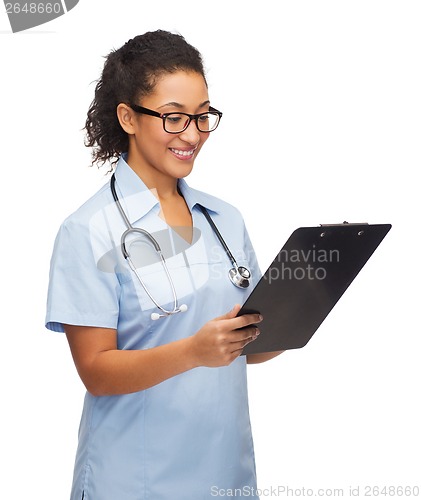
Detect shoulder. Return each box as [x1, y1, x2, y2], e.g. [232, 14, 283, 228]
[59, 180, 112, 233]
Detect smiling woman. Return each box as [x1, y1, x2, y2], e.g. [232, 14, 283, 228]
[116, 71, 212, 188]
[45, 29, 283, 500]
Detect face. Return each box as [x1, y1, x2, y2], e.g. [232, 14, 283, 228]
[121, 71, 211, 185]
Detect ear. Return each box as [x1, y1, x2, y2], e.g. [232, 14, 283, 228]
[116, 103, 137, 135]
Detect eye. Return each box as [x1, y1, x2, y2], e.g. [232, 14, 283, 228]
[198, 113, 210, 122]
[166, 115, 183, 124]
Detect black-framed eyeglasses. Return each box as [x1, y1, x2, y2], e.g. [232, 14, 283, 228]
[129, 104, 223, 134]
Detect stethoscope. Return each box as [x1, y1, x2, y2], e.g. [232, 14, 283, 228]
[110, 174, 251, 320]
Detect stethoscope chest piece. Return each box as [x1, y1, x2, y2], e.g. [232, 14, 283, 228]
[229, 266, 251, 288]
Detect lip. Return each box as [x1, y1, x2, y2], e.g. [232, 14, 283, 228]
[169, 146, 198, 161]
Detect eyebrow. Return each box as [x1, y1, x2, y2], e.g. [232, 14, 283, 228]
[157, 100, 210, 110]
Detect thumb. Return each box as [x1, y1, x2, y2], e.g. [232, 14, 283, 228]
[217, 304, 241, 321]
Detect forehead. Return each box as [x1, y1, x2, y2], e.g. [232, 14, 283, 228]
[143, 71, 209, 107]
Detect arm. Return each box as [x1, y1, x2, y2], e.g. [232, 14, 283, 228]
[65, 305, 262, 396]
[246, 351, 285, 364]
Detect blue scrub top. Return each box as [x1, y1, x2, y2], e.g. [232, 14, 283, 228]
[46, 155, 262, 500]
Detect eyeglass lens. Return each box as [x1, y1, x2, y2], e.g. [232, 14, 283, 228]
[164, 112, 219, 133]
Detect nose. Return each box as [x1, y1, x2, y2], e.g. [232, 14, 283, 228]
[178, 118, 202, 144]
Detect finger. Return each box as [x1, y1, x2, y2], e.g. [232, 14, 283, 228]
[214, 304, 242, 322]
[228, 326, 260, 344]
[228, 313, 263, 331]
[230, 335, 257, 354]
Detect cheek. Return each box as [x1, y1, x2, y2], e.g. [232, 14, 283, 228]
[197, 133, 210, 150]
[140, 130, 171, 154]
[139, 120, 168, 144]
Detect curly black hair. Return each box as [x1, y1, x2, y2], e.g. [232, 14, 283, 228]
[84, 30, 207, 167]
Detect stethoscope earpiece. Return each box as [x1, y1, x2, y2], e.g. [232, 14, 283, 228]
[151, 304, 188, 321]
[110, 174, 251, 320]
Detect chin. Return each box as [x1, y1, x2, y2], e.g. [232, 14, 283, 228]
[170, 160, 195, 179]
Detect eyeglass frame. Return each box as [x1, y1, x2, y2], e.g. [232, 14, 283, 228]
[128, 104, 223, 134]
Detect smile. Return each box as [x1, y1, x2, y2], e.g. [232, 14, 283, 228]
[169, 147, 197, 159]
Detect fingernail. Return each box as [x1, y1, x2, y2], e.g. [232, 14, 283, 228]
[255, 327, 260, 336]
[259, 315, 263, 321]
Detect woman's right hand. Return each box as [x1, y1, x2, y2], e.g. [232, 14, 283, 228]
[189, 304, 263, 367]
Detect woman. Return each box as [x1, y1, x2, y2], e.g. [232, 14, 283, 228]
[46, 30, 282, 500]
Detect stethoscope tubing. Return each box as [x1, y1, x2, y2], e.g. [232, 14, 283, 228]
[198, 204, 239, 273]
[111, 174, 182, 317]
[110, 173, 251, 319]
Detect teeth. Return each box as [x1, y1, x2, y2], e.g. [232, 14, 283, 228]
[171, 148, 195, 156]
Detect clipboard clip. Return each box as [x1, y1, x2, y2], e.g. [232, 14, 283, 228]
[319, 221, 369, 237]
[320, 221, 369, 226]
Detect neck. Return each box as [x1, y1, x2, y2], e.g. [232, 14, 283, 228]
[127, 155, 179, 202]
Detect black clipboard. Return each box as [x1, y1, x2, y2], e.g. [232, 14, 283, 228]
[240, 223, 391, 354]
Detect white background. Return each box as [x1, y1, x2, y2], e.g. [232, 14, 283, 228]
[1, 1, 420, 498]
